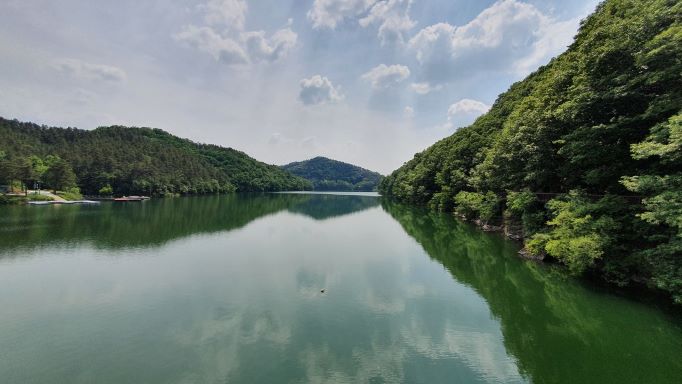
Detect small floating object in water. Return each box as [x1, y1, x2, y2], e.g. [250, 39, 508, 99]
[128, 195, 150, 200]
[28, 201, 52, 205]
[320, 289, 325, 293]
[28, 200, 100, 206]
[76, 200, 100, 204]
[113, 196, 149, 202]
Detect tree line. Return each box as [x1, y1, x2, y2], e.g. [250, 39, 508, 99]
[380, 0, 681, 303]
[0, 118, 312, 197]
[0, 152, 77, 195]
[281, 156, 383, 191]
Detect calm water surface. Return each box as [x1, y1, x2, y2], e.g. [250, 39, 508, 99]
[0, 193, 680, 383]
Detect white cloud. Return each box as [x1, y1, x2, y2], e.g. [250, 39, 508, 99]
[361, 64, 410, 89]
[408, 0, 579, 84]
[410, 82, 442, 95]
[404, 106, 414, 118]
[308, 0, 414, 45]
[359, 0, 416, 45]
[52, 59, 126, 82]
[300, 136, 319, 150]
[268, 132, 321, 153]
[299, 75, 344, 105]
[268, 132, 293, 145]
[174, 25, 249, 65]
[440, 98, 490, 130]
[409, 22, 455, 64]
[307, 0, 374, 29]
[241, 27, 298, 62]
[448, 99, 490, 117]
[514, 16, 581, 74]
[0, 0, 593, 175]
[201, 0, 248, 30]
[174, 2, 297, 66]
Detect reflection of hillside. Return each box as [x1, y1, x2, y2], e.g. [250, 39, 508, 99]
[286, 194, 380, 220]
[381, 201, 682, 384]
[0, 193, 379, 253]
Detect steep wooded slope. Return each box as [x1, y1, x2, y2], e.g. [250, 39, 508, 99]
[380, 0, 682, 302]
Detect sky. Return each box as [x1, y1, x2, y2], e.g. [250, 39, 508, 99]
[0, 0, 601, 174]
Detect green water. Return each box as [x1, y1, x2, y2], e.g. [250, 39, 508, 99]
[0, 193, 680, 383]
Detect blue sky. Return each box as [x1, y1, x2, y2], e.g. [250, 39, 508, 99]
[0, 0, 600, 173]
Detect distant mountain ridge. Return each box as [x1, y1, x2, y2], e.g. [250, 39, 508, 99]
[0, 117, 312, 195]
[281, 157, 383, 192]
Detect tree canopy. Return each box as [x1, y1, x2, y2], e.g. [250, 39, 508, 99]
[0, 118, 312, 196]
[282, 156, 383, 192]
[380, 0, 682, 303]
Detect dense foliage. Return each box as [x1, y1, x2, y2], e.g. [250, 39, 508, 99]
[380, 0, 682, 302]
[0, 117, 311, 196]
[281, 156, 383, 191]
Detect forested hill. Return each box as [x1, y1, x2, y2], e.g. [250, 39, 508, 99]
[380, 0, 682, 303]
[281, 156, 383, 191]
[0, 117, 312, 195]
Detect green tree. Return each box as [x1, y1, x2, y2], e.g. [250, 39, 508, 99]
[13, 157, 38, 196]
[622, 112, 682, 302]
[453, 191, 500, 224]
[0, 151, 9, 187]
[380, 0, 682, 303]
[281, 157, 382, 192]
[526, 192, 619, 274]
[44, 157, 77, 193]
[505, 191, 545, 235]
[28, 155, 48, 184]
[98, 184, 114, 196]
[0, 118, 311, 196]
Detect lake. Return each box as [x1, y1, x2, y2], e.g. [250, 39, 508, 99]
[1, 193, 681, 383]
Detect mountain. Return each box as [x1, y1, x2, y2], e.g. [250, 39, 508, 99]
[281, 157, 383, 191]
[380, 0, 682, 303]
[0, 117, 312, 195]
